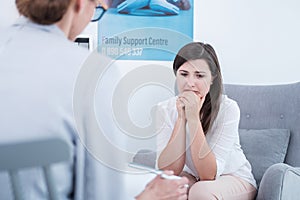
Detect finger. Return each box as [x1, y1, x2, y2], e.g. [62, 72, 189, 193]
[163, 189, 187, 200]
[180, 91, 191, 97]
[180, 92, 196, 102]
[195, 92, 202, 99]
[177, 176, 189, 187]
[176, 101, 185, 109]
[177, 97, 186, 106]
[177, 186, 188, 196]
[178, 96, 188, 105]
[176, 97, 184, 104]
[178, 194, 188, 200]
[162, 170, 174, 176]
[200, 94, 206, 104]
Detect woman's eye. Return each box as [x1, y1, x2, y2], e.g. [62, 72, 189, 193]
[196, 74, 204, 78]
[180, 73, 188, 77]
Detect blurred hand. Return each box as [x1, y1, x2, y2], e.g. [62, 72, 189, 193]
[136, 170, 188, 200]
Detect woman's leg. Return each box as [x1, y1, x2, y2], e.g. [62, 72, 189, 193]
[188, 175, 257, 200]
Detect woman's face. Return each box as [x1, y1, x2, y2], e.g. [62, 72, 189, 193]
[176, 59, 213, 98]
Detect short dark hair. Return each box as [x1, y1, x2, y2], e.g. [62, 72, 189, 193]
[16, 0, 71, 25]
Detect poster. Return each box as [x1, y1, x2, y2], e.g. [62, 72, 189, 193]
[98, 0, 194, 60]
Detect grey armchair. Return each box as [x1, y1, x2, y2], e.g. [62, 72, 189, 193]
[225, 82, 300, 199]
[134, 82, 300, 200]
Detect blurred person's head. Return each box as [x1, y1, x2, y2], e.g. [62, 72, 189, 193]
[16, 0, 99, 40]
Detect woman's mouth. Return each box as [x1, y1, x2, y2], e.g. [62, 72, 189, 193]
[184, 90, 200, 95]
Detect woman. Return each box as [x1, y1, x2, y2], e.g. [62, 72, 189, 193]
[0, 0, 187, 199]
[157, 42, 257, 199]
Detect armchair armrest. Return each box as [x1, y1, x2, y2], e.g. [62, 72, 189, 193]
[257, 163, 300, 200]
[133, 149, 156, 168]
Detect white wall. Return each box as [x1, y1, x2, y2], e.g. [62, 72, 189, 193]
[195, 0, 300, 85]
[3, 0, 298, 85]
[0, 0, 19, 32]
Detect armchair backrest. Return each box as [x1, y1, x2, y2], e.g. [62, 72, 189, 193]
[224, 82, 300, 167]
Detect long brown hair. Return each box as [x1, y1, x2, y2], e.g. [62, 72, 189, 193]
[173, 42, 223, 135]
[16, 0, 71, 25]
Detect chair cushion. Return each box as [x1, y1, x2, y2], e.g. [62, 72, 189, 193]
[239, 129, 290, 186]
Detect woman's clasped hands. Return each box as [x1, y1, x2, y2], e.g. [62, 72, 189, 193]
[176, 91, 206, 122]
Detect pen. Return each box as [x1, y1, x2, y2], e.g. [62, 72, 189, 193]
[128, 162, 189, 188]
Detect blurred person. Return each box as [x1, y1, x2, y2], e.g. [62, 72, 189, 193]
[0, 0, 188, 199]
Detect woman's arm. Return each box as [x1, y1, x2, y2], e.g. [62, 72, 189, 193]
[157, 97, 187, 175]
[187, 119, 216, 180]
[158, 117, 187, 175]
[180, 91, 217, 180]
[186, 95, 241, 180]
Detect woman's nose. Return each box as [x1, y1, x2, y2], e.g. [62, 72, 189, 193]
[187, 76, 195, 87]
